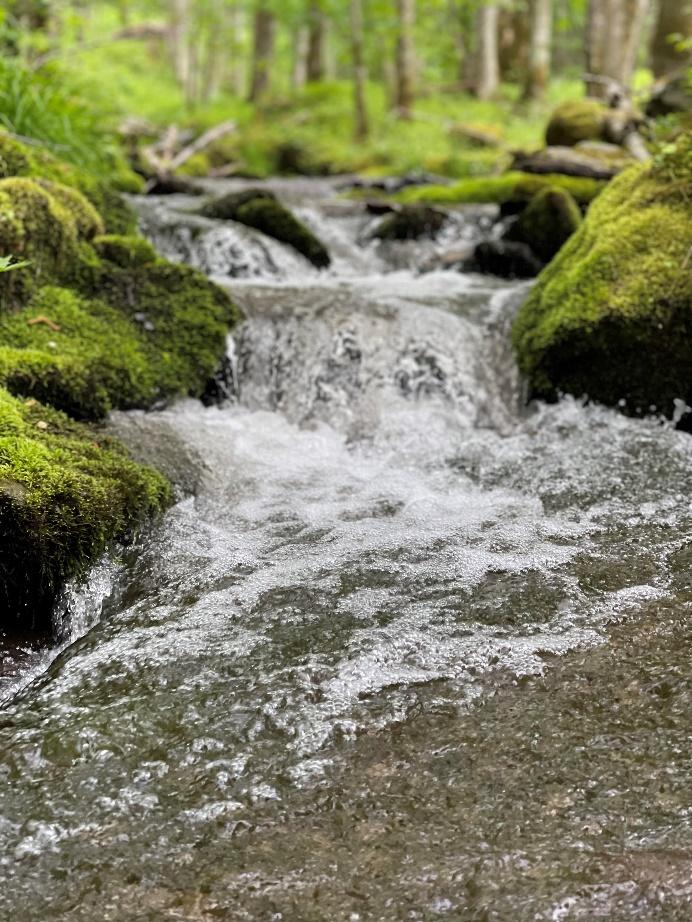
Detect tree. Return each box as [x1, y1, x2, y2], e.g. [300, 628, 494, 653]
[651, 0, 692, 77]
[249, 3, 276, 103]
[523, 0, 552, 100]
[306, 0, 328, 82]
[350, 0, 369, 139]
[395, 0, 416, 118]
[473, 2, 500, 99]
[585, 0, 650, 96]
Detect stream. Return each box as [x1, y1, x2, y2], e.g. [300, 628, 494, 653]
[0, 178, 690, 920]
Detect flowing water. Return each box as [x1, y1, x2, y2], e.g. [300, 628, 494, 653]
[0, 179, 690, 921]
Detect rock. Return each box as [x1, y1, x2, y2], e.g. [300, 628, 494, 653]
[510, 146, 627, 181]
[200, 188, 331, 268]
[365, 200, 396, 216]
[512, 134, 692, 420]
[545, 99, 608, 147]
[504, 186, 582, 263]
[370, 205, 448, 241]
[0, 389, 170, 630]
[472, 240, 544, 279]
[146, 175, 205, 196]
[646, 73, 692, 118]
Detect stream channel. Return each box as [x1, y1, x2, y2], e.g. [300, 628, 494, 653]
[0, 178, 690, 920]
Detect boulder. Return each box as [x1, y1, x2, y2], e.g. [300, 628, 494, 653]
[370, 205, 448, 241]
[545, 99, 608, 147]
[504, 186, 582, 263]
[200, 188, 331, 268]
[512, 136, 692, 420]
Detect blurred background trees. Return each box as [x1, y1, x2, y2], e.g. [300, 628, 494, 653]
[0, 0, 688, 176]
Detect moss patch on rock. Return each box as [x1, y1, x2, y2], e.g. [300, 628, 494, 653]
[0, 388, 170, 629]
[512, 156, 692, 418]
[393, 171, 606, 208]
[0, 131, 139, 234]
[545, 99, 608, 148]
[505, 186, 582, 263]
[200, 188, 331, 268]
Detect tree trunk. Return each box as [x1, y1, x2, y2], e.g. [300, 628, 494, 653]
[651, 0, 692, 77]
[292, 26, 309, 92]
[586, 0, 649, 96]
[169, 0, 191, 90]
[474, 3, 500, 100]
[229, 5, 245, 97]
[350, 0, 369, 140]
[523, 0, 552, 100]
[306, 1, 327, 82]
[395, 0, 416, 118]
[249, 5, 276, 104]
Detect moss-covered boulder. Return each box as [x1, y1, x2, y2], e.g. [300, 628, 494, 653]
[505, 186, 582, 263]
[545, 99, 608, 148]
[370, 205, 447, 241]
[0, 388, 170, 629]
[0, 137, 240, 629]
[512, 147, 692, 419]
[200, 188, 331, 268]
[0, 131, 139, 234]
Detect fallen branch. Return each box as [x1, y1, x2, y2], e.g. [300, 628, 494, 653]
[142, 120, 237, 190]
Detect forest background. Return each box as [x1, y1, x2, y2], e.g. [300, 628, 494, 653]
[0, 1, 689, 185]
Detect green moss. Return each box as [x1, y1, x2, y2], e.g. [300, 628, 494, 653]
[545, 99, 608, 147]
[200, 189, 331, 268]
[0, 261, 238, 421]
[35, 179, 104, 240]
[93, 234, 157, 268]
[0, 387, 170, 629]
[505, 186, 582, 263]
[512, 163, 692, 417]
[0, 178, 81, 304]
[393, 171, 606, 207]
[0, 132, 137, 234]
[177, 152, 212, 178]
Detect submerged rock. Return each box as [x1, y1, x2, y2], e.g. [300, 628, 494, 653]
[504, 186, 582, 263]
[473, 240, 543, 279]
[200, 188, 331, 268]
[370, 204, 448, 241]
[513, 137, 692, 419]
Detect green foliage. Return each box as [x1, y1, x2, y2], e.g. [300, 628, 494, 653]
[0, 254, 30, 273]
[512, 161, 692, 417]
[0, 56, 120, 175]
[0, 386, 170, 629]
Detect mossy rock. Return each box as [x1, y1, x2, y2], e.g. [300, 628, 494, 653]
[545, 99, 608, 148]
[371, 205, 448, 241]
[505, 186, 582, 263]
[200, 188, 331, 268]
[512, 156, 692, 419]
[0, 178, 83, 304]
[0, 387, 170, 629]
[394, 171, 606, 208]
[0, 258, 238, 421]
[0, 132, 137, 235]
[93, 234, 157, 268]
